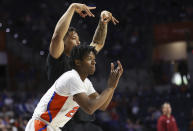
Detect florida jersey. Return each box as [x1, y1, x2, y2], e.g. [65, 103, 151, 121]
[32, 69, 96, 128]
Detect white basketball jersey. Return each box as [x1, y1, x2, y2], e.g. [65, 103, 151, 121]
[32, 69, 96, 128]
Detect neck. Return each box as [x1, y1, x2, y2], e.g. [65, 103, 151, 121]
[75, 68, 87, 81]
[164, 114, 171, 118]
[64, 49, 70, 56]
[166, 114, 171, 118]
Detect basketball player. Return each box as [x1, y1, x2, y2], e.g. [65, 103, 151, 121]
[47, 3, 119, 131]
[25, 45, 123, 131]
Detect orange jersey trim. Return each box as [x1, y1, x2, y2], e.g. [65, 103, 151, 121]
[34, 119, 47, 131]
[40, 92, 68, 122]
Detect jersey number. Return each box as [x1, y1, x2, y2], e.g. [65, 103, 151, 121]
[65, 106, 79, 118]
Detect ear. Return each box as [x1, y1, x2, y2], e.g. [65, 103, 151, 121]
[75, 60, 81, 67]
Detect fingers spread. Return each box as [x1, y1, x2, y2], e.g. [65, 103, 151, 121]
[104, 17, 111, 23]
[117, 60, 121, 69]
[117, 60, 123, 76]
[111, 62, 114, 72]
[79, 12, 87, 18]
[87, 6, 96, 10]
[85, 6, 95, 17]
[111, 16, 119, 25]
[113, 16, 119, 23]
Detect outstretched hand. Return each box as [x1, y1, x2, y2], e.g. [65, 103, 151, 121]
[72, 3, 96, 18]
[108, 60, 123, 89]
[100, 10, 119, 25]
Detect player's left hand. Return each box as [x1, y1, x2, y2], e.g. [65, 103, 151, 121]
[107, 60, 123, 89]
[100, 10, 119, 25]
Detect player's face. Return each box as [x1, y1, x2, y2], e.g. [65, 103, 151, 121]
[162, 104, 172, 115]
[81, 52, 96, 75]
[65, 31, 80, 52]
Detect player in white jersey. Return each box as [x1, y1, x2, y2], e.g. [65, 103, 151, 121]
[25, 45, 123, 131]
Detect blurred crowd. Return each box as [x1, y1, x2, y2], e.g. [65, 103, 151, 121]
[0, 0, 193, 68]
[1, 83, 193, 131]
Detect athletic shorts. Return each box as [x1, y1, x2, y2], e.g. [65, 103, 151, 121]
[25, 118, 61, 131]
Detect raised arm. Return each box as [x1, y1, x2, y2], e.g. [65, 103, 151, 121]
[50, 3, 96, 59]
[73, 61, 123, 114]
[90, 10, 119, 53]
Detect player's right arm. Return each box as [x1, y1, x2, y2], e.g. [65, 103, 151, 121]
[49, 3, 96, 59]
[73, 61, 123, 115]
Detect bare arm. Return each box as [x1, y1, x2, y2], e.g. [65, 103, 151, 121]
[89, 91, 114, 111]
[90, 11, 119, 53]
[50, 4, 75, 59]
[90, 20, 107, 53]
[73, 61, 123, 114]
[50, 3, 95, 59]
[73, 88, 114, 115]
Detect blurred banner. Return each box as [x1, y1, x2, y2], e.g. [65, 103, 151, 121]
[0, 31, 7, 65]
[0, 30, 6, 51]
[154, 21, 193, 45]
[153, 41, 187, 61]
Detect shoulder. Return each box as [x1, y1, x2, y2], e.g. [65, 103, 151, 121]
[158, 115, 166, 121]
[55, 70, 82, 90]
[63, 70, 83, 85]
[60, 70, 77, 80]
[171, 115, 176, 121]
[47, 53, 68, 64]
[84, 78, 93, 85]
[85, 78, 92, 83]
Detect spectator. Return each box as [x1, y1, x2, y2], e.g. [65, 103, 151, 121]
[157, 102, 178, 131]
[189, 108, 193, 131]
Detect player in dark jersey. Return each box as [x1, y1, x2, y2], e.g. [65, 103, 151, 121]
[47, 3, 119, 131]
[26, 45, 123, 131]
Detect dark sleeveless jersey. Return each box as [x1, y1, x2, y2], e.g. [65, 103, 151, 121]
[47, 53, 71, 86]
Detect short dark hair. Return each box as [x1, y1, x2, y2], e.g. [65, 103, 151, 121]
[63, 27, 77, 40]
[70, 45, 97, 68]
[68, 26, 77, 33]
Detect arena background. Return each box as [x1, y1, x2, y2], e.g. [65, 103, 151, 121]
[0, 0, 193, 130]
